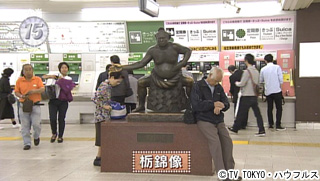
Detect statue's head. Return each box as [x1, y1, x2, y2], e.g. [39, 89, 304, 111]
[155, 28, 171, 47]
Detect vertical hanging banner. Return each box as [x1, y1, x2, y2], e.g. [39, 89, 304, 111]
[221, 16, 294, 51]
[164, 20, 219, 62]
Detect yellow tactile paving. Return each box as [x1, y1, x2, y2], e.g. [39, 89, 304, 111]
[1, 137, 320, 148]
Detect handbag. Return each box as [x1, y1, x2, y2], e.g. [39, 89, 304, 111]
[110, 101, 127, 119]
[125, 87, 133, 97]
[43, 78, 57, 100]
[22, 97, 34, 113]
[7, 94, 16, 104]
[183, 99, 197, 124]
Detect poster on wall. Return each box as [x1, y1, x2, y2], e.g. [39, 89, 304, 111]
[164, 20, 218, 51]
[221, 16, 294, 51]
[48, 22, 128, 53]
[0, 22, 47, 53]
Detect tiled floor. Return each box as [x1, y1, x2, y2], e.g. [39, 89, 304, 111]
[0, 122, 319, 181]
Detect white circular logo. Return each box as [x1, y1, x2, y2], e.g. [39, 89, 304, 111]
[19, 16, 49, 47]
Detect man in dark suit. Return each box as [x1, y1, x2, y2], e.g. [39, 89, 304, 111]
[228, 65, 248, 129]
[96, 55, 131, 105]
[95, 64, 112, 90]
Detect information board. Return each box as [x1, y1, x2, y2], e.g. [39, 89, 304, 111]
[221, 16, 294, 50]
[164, 20, 218, 51]
[48, 22, 128, 53]
[0, 22, 47, 53]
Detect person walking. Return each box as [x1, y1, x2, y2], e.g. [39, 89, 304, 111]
[0, 68, 19, 129]
[228, 54, 266, 137]
[15, 64, 45, 150]
[43, 62, 75, 143]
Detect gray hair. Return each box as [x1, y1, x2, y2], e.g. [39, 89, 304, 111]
[209, 66, 224, 79]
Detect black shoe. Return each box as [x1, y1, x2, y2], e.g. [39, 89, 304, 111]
[228, 127, 238, 134]
[132, 106, 145, 113]
[23, 145, 31, 150]
[34, 138, 40, 146]
[269, 125, 274, 129]
[57, 137, 63, 143]
[50, 134, 57, 143]
[276, 126, 286, 131]
[93, 157, 101, 166]
[255, 132, 266, 137]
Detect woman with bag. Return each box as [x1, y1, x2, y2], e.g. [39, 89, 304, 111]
[92, 70, 123, 166]
[0, 68, 18, 129]
[43, 62, 75, 143]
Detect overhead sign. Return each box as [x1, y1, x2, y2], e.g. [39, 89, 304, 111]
[164, 20, 218, 51]
[221, 16, 294, 50]
[48, 22, 127, 53]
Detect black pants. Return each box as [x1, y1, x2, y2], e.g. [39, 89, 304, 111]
[125, 103, 136, 114]
[233, 96, 265, 133]
[233, 95, 248, 128]
[49, 99, 69, 138]
[111, 96, 125, 105]
[266, 92, 283, 127]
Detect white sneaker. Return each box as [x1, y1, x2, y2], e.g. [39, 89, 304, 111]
[0, 127, 4, 130]
[12, 124, 20, 129]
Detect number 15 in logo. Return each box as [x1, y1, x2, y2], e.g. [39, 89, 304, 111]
[19, 16, 49, 47]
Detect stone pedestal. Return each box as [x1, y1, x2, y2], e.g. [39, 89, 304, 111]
[127, 112, 184, 122]
[101, 120, 214, 176]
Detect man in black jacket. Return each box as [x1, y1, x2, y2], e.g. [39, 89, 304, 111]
[191, 67, 240, 181]
[95, 55, 131, 105]
[228, 65, 247, 129]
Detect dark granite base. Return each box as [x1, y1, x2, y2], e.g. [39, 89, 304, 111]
[127, 112, 184, 122]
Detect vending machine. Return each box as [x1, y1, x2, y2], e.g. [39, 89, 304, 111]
[277, 50, 295, 97]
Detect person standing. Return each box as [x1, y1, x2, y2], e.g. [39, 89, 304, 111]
[228, 65, 248, 129]
[191, 67, 241, 181]
[124, 70, 138, 114]
[228, 54, 266, 137]
[0, 68, 19, 129]
[43, 62, 75, 143]
[15, 64, 45, 150]
[95, 64, 112, 90]
[260, 54, 285, 131]
[92, 70, 123, 166]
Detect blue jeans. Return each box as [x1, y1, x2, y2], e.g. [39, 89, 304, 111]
[19, 105, 41, 146]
